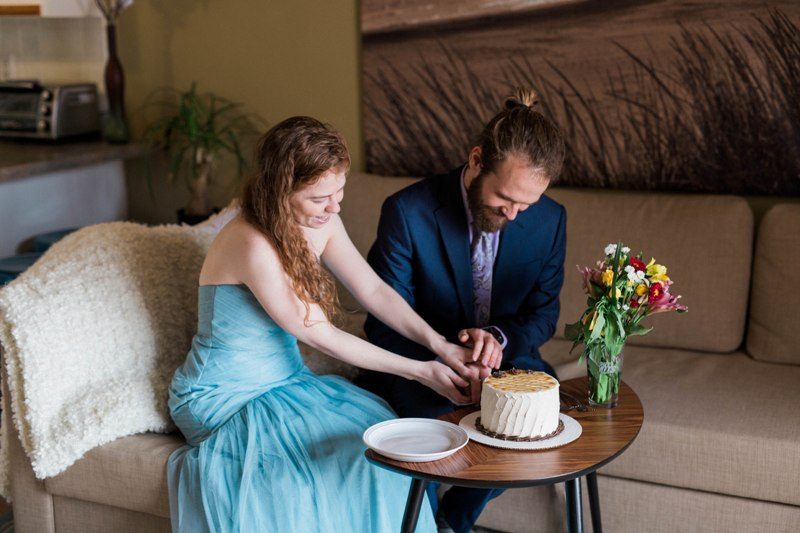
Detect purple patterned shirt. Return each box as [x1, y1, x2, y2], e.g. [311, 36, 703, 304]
[459, 167, 506, 347]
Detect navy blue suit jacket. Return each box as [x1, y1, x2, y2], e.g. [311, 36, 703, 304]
[364, 167, 567, 370]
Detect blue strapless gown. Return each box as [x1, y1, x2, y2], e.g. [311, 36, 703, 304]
[167, 284, 435, 532]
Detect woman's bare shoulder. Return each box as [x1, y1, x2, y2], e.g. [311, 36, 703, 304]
[215, 215, 263, 243]
[199, 216, 279, 284]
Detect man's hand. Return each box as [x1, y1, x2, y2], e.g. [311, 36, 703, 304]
[432, 333, 502, 404]
[458, 328, 503, 369]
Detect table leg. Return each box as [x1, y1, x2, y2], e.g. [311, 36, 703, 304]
[587, 472, 602, 533]
[401, 478, 429, 533]
[565, 477, 584, 533]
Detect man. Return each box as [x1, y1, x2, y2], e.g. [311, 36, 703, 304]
[361, 89, 567, 532]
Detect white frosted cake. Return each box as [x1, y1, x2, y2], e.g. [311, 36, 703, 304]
[478, 370, 561, 441]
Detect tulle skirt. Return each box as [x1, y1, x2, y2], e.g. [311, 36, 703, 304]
[167, 370, 435, 532]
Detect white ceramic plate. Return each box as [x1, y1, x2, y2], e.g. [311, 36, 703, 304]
[363, 418, 470, 462]
[459, 412, 582, 450]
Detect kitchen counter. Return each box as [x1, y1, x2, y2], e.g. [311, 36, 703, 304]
[0, 138, 141, 257]
[0, 139, 144, 183]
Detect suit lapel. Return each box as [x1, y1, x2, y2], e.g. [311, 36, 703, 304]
[434, 170, 473, 324]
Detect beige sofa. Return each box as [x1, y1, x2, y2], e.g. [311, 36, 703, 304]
[2, 172, 799, 532]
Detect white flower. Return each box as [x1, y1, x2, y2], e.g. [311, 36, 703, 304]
[625, 265, 645, 283]
[622, 304, 630, 311]
[605, 243, 630, 257]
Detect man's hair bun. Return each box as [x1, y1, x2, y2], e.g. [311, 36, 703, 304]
[504, 87, 539, 111]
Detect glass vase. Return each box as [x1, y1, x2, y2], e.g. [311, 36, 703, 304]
[586, 348, 623, 408]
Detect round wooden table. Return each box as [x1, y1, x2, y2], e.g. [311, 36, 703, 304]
[366, 377, 644, 533]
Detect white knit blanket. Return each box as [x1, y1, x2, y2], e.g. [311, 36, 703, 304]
[0, 214, 362, 499]
[0, 221, 215, 496]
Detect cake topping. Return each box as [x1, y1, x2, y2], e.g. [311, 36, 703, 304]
[484, 370, 558, 392]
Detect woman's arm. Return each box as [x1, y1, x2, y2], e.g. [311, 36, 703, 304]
[234, 227, 471, 405]
[322, 216, 501, 372]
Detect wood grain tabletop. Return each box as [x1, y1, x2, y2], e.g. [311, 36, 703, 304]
[366, 377, 644, 488]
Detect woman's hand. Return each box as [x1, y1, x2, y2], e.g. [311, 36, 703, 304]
[415, 360, 472, 405]
[457, 328, 503, 369]
[433, 339, 482, 382]
[465, 362, 494, 403]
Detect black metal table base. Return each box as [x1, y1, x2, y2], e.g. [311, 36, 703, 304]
[587, 472, 602, 533]
[565, 477, 583, 533]
[399, 473, 602, 533]
[401, 478, 429, 533]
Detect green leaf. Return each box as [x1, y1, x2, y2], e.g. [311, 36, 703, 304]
[564, 321, 583, 342]
[570, 339, 582, 356]
[589, 311, 605, 342]
[627, 323, 653, 337]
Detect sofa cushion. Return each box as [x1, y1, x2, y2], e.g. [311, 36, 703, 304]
[340, 172, 421, 258]
[547, 189, 752, 353]
[44, 346, 799, 519]
[477, 474, 800, 533]
[340, 177, 754, 354]
[553, 345, 800, 507]
[747, 203, 800, 365]
[44, 432, 183, 518]
[336, 172, 420, 310]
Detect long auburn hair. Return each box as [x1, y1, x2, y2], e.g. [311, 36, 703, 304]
[241, 116, 350, 324]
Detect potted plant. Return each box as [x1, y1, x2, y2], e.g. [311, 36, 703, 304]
[143, 82, 264, 224]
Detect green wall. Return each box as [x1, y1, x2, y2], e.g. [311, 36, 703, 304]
[118, 0, 362, 224]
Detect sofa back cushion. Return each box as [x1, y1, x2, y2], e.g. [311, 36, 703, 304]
[341, 172, 421, 257]
[548, 189, 753, 353]
[747, 204, 800, 365]
[338, 173, 420, 309]
[340, 174, 754, 354]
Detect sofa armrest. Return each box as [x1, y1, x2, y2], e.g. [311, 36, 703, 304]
[1, 346, 56, 533]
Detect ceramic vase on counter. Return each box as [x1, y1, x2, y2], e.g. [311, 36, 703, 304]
[103, 24, 129, 144]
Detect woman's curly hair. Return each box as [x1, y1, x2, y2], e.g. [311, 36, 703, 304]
[241, 116, 350, 325]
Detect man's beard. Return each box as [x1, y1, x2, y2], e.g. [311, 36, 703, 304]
[467, 171, 508, 233]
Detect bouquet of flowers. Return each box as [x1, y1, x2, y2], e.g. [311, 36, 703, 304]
[565, 242, 687, 406]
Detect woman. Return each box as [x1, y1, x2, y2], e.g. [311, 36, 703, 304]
[167, 116, 482, 532]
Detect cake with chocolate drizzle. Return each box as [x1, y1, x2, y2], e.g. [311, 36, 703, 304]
[477, 369, 563, 442]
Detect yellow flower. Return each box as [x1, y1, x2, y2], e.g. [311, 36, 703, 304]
[602, 269, 614, 286]
[635, 283, 648, 296]
[647, 260, 669, 282]
[608, 287, 622, 299]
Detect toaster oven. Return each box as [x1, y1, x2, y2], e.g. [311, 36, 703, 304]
[0, 80, 101, 140]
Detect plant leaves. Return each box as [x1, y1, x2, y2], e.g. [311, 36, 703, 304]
[628, 323, 653, 337]
[564, 321, 583, 342]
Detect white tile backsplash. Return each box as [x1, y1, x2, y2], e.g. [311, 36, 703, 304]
[0, 16, 105, 91]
